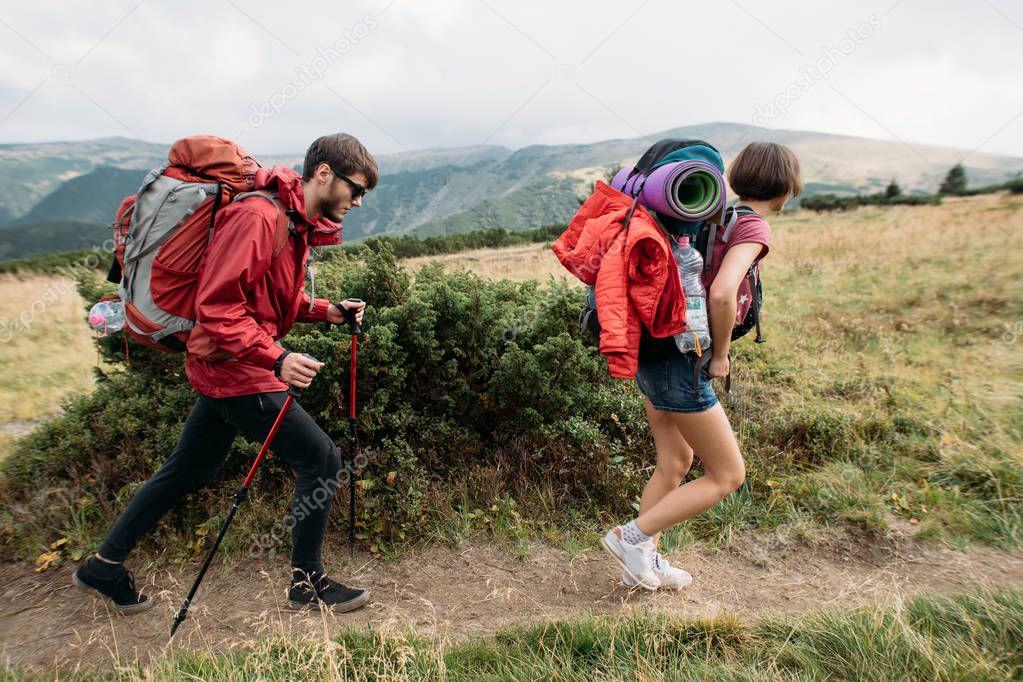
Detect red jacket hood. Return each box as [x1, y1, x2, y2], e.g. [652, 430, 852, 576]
[254, 166, 343, 247]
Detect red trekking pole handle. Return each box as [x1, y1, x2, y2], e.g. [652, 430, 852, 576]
[334, 298, 363, 335]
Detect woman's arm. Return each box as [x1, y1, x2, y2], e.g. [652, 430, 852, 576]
[706, 242, 762, 378]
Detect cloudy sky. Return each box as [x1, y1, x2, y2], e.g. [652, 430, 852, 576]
[1, 0, 1021, 158]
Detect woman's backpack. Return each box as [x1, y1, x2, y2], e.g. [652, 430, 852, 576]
[578, 137, 725, 338]
[693, 205, 765, 344]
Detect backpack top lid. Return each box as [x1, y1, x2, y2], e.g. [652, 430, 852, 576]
[627, 139, 726, 238]
[632, 138, 724, 176]
[166, 136, 261, 193]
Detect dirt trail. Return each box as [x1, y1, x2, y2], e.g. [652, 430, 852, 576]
[2, 527, 1021, 674]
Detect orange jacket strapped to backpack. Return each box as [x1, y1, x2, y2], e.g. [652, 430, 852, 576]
[551, 181, 686, 379]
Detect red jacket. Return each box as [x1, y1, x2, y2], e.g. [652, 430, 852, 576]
[551, 181, 686, 379]
[185, 166, 341, 397]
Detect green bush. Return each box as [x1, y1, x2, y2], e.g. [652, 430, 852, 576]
[345, 223, 566, 259]
[800, 192, 942, 212]
[0, 247, 114, 276]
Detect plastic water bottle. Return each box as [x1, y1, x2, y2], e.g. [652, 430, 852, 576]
[672, 236, 712, 354]
[88, 299, 126, 335]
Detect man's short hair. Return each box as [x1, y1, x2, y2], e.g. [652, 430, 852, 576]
[302, 133, 379, 189]
[728, 142, 802, 201]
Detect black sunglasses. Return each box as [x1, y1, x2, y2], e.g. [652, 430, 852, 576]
[331, 169, 368, 199]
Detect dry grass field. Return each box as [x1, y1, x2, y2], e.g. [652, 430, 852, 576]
[403, 242, 574, 282]
[0, 273, 102, 458]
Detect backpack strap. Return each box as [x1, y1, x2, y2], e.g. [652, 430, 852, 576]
[608, 193, 644, 246]
[233, 190, 311, 322]
[693, 350, 713, 391]
[701, 204, 758, 275]
[749, 263, 765, 344]
[721, 205, 757, 243]
[232, 191, 295, 256]
[701, 221, 718, 273]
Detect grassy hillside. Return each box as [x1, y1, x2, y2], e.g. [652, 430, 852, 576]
[13, 166, 141, 225]
[0, 137, 165, 219]
[0, 273, 105, 458]
[0, 192, 1019, 565]
[411, 177, 584, 237]
[0, 220, 109, 259]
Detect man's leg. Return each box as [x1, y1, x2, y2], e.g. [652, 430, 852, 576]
[215, 391, 366, 612]
[216, 392, 342, 574]
[75, 395, 238, 612]
[97, 396, 239, 562]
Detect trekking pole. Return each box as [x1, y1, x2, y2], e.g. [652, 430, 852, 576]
[338, 299, 363, 561]
[170, 381, 305, 639]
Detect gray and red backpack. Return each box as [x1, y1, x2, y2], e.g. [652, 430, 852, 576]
[105, 136, 292, 352]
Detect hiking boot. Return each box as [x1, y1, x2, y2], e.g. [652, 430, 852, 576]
[288, 571, 369, 613]
[600, 527, 660, 590]
[73, 557, 153, 614]
[622, 552, 693, 590]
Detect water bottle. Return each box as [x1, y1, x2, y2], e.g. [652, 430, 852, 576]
[672, 236, 712, 354]
[88, 299, 126, 335]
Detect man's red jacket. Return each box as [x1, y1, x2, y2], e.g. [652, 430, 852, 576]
[185, 166, 341, 398]
[551, 181, 686, 379]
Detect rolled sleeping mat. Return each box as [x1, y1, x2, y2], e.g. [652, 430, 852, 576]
[611, 160, 727, 224]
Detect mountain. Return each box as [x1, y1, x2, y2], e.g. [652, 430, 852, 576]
[2, 123, 1021, 251]
[0, 220, 108, 260]
[373, 145, 512, 174]
[0, 137, 167, 220]
[341, 121, 1023, 239]
[14, 167, 142, 225]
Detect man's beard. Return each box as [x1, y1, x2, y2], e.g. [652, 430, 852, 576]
[322, 204, 345, 223]
[321, 191, 347, 223]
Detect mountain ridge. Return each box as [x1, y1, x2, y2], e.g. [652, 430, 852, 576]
[2, 122, 1020, 248]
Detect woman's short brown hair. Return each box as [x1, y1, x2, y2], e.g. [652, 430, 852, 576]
[727, 142, 802, 201]
[302, 133, 379, 189]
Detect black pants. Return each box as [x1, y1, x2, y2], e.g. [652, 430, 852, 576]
[98, 391, 342, 575]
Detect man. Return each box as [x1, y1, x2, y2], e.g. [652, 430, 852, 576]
[73, 133, 377, 614]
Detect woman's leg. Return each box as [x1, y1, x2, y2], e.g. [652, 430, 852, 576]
[638, 399, 694, 542]
[634, 400, 745, 536]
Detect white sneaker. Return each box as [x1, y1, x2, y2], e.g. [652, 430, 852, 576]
[600, 527, 660, 590]
[621, 553, 693, 590]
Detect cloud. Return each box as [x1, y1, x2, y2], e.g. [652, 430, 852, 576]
[0, 0, 1021, 158]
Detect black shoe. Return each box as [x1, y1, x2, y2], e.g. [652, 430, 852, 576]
[73, 557, 154, 614]
[288, 570, 369, 613]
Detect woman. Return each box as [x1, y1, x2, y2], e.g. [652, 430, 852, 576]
[602, 141, 802, 590]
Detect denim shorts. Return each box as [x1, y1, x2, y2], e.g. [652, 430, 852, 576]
[634, 352, 718, 414]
